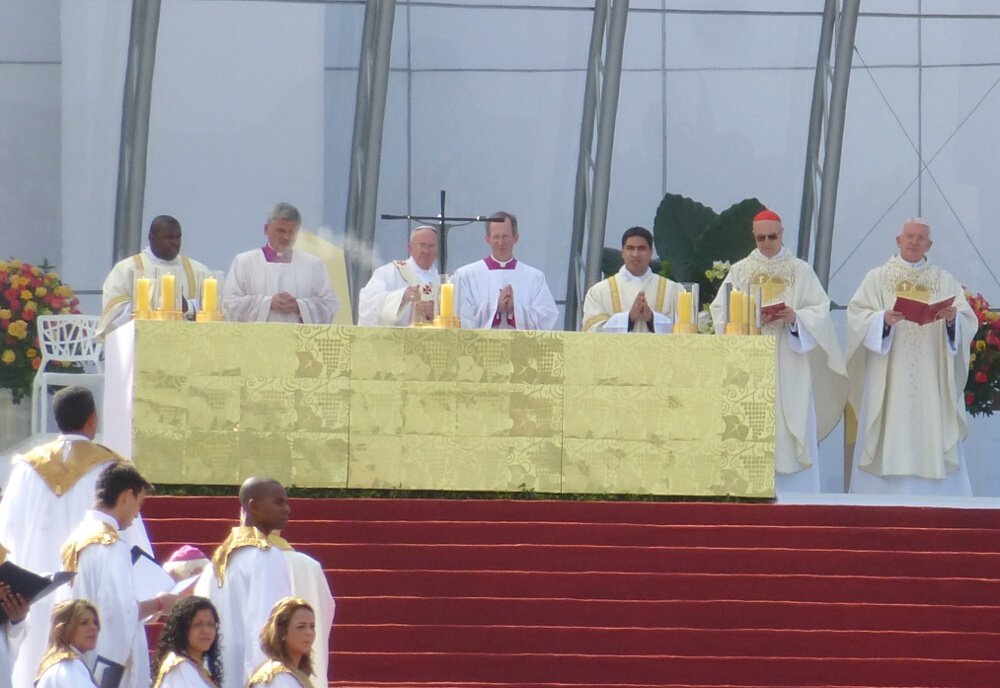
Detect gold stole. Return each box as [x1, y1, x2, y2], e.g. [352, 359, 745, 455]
[21, 440, 122, 496]
[60, 519, 119, 573]
[608, 274, 668, 313]
[36, 649, 95, 686]
[268, 533, 294, 551]
[248, 659, 315, 688]
[210, 526, 272, 586]
[153, 652, 219, 688]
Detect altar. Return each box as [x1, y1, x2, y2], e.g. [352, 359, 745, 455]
[104, 321, 776, 497]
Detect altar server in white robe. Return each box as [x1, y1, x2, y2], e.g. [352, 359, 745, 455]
[710, 209, 848, 494]
[846, 218, 976, 496]
[269, 532, 336, 682]
[0, 386, 152, 688]
[583, 226, 680, 334]
[60, 463, 178, 688]
[358, 225, 440, 326]
[195, 477, 293, 688]
[453, 211, 559, 330]
[223, 202, 340, 324]
[100, 215, 212, 335]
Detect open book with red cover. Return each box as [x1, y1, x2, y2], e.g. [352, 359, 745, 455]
[892, 294, 954, 325]
[760, 302, 786, 319]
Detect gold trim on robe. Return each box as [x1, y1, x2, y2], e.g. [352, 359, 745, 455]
[210, 526, 272, 586]
[608, 276, 622, 313]
[60, 520, 119, 573]
[0, 543, 7, 564]
[152, 651, 219, 688]
[248, 659, 314, 688]
[35, 649, 96, 686]
[267, 534, 294, 552]
[21, 440, 123, 497]
[654, 276, 667, 312]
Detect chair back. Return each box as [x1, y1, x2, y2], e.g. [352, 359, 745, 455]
[36, 315, 104, 372]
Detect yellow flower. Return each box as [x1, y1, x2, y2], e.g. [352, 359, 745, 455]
[0, 261, 7, 272]
[976, 340, 987, 351]
[7, 320, 28, 339]
[8, 259, 21, 270]
[19, 289, 32, 300]
[34, 286, 47, 297]
[971, 353, 977, 362]
[30, 266, 41, 277]
[26, 348, 37, 358]
[24, 301, 37, 312]
[0, 309, 10, 320]
[1, 350, 14, 365]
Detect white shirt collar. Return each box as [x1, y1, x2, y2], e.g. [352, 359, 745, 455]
[407, 256, 438, 280]
[490, 255, 516, 268]
[142, 247, 181, 266]
[618, 265, 651, 283]
[58, 433, 90, 443]
[753, 246, 789, 261]
[86, 509, 121, 532]
[898, 255, 927, 267]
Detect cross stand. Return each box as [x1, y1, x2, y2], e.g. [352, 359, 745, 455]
[381, 190, 496, 274]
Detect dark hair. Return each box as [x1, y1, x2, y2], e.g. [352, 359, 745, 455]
[485, 210, 518, 237]
[153, 597, 223, 686]
[95, 462, 152, 509]
[149, 215, 181, 234]
[53, 386, 95, 434]
[621, 226, 653, 249]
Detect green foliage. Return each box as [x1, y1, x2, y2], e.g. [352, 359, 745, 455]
[652, 194, 765, 305]
[652, 194, 717, 282]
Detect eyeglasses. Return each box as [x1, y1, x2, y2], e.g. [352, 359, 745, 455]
[754, 233, 780, 242]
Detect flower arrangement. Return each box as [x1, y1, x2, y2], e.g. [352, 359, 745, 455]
[964, 290, 1000, 417]
[0, 259, 81, 403]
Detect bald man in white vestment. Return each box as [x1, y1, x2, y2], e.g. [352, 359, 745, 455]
[453, 211, 559, 331]
[846, 218, 976, 495]
[358, 226, 440, 326]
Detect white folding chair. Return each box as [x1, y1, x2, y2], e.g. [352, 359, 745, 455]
[31, 314, 104, 434]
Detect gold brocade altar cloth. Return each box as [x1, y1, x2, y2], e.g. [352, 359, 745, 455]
[108, 321, 775, 497]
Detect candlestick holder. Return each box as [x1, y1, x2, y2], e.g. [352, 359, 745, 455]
[195, 310, 224, 322]
[151, 310, 183, 321]
[725, 322, 743, 336]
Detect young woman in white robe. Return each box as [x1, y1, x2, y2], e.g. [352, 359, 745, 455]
[247, 597, 317, 688]
[34, 599, 99, 687]
[152, 597, 223, 688]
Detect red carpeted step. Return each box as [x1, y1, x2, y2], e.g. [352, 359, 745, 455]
[232, 542, 1000, 578]
[326, 569, 1000, 606]
[334, 652, 1000, 686]
[334, 597, 1000, 633]
[141, 496, 1000, 529]
[220, 519, 1000, 551]
[330, 624, 1000, 659]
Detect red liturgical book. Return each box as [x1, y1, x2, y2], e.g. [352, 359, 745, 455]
[893, 295, 954, 325]
[760, 302, 786, 319]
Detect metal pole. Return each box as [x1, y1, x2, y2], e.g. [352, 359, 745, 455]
[583, 0, 629, 291]
[344, 0, 378, 261]
[564, 0, 609, 330]
[112, 0, 161, 263]
[353, 0, 396, 304]
[814, 0, 861, 288]
[796, 0, 837, 261]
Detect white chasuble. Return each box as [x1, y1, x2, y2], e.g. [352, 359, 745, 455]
[195, 527, 292, 688]
[223, 249, 339, 324]
[358, 257, 439, 327]
[582, 266, 679, 333]
[710, 250, 847, 489]
[101, 248, 211, 335]
[846, 256, 976, 495]
[453, 259, 559, 330]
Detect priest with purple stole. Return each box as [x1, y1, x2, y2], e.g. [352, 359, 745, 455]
[453, 211, 559, 330]
[223, 202, 340, 324]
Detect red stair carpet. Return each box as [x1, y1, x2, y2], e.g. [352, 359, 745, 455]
[142, 497, 1000, 688]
